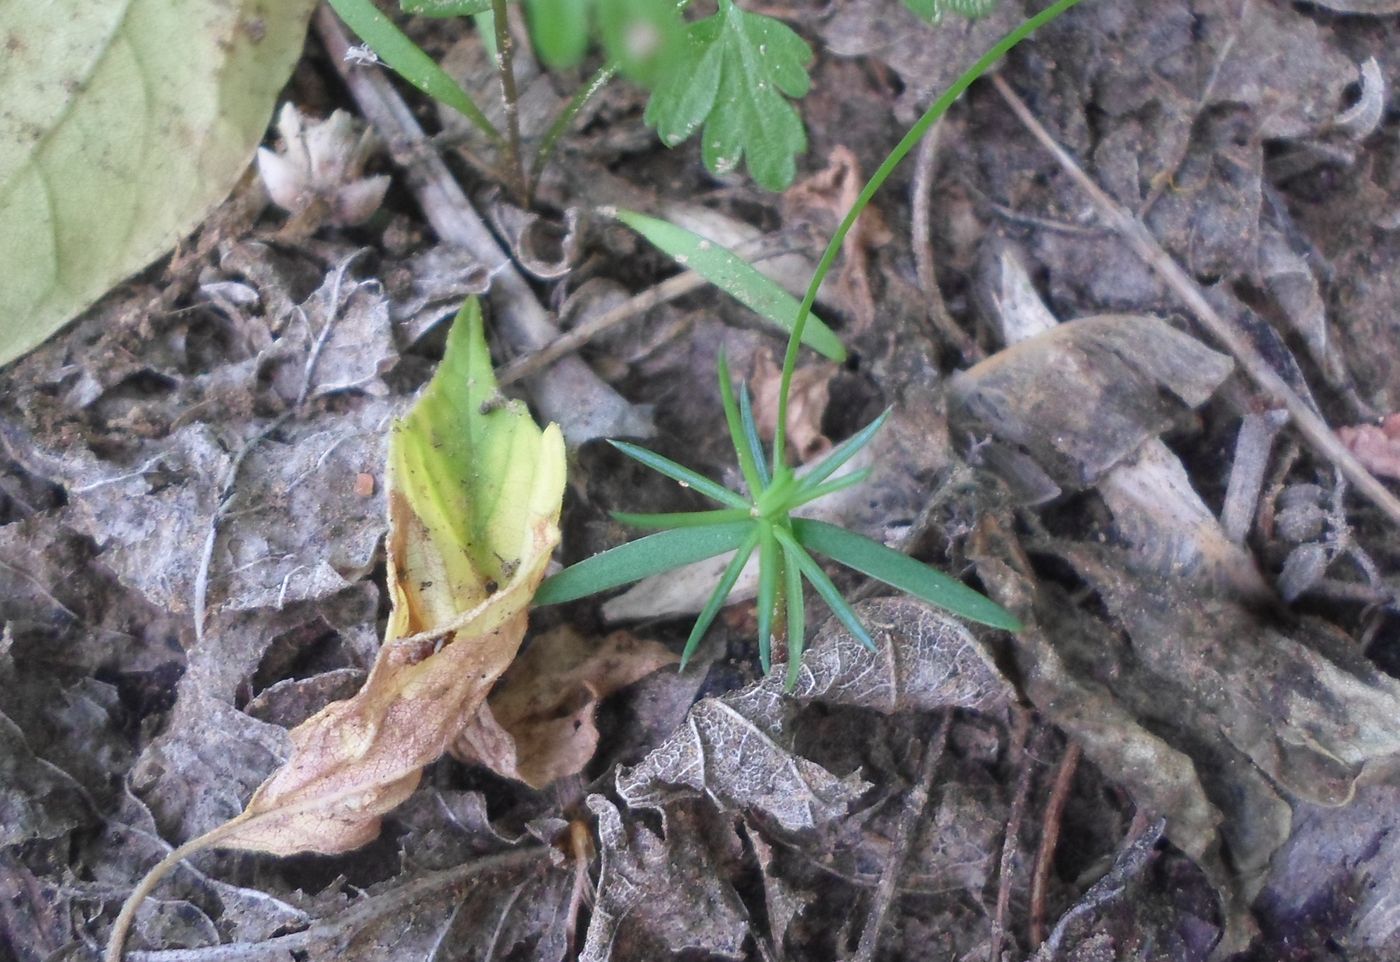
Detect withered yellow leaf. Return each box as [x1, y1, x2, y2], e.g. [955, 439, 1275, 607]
[217, 298, 566, 855]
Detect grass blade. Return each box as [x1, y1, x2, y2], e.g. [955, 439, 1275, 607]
[609, 440, 750, 510]
[718, 354, 764, 496]
[535, 521, 754, 604]
[328, 0, 502, 144]
[788, 467, 872, 510]
[796, 408, 890, 490]
[612, 508, 751, 529]
[792, 519, 1021, 630]
[681, 532, 759, 669]
[773, 527, 875, 650]
[782, 540, 806, 691]
[611, 208, 846, 362]
[755, 525, 781, 673]
[738, 382, 772, 488]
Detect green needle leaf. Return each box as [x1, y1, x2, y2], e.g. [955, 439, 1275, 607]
[796, 409, 891, 491]
[681, 532, 760, 669]
[788, 467, 873, 510]
[611, 209, 845, 361]
[719, 354, 764, 496]
[328, 0, 501, 143]
[782, 541, 806, 691]
[792, 519, 1021, 631]
[609, 440, 751, 510]
[755, 525, 781, 673]
[535, 522, 755, 605]
[612, 508, 752, 530]
[738, 383, 771, 488]
[774, 527, 875, 651]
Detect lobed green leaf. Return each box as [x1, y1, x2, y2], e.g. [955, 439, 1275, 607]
[641, 0, 812, 189]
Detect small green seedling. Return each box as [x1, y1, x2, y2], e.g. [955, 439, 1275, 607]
[535, 354, 1021, 689]
[536, 0, 1083, 686]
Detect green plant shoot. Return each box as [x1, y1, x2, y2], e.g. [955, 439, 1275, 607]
[538, 0, 1086, 687]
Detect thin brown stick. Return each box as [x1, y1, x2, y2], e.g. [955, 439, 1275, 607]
[497, 234, 792, 386]
[990, 711, 1035, 962]
[911, 119, 981, 363]
[853, 711, 954, 962]
[1029, 740, 1081, 949]
[991, 74, 1400, 530]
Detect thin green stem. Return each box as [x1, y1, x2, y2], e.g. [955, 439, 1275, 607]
[489, 0, 528, 202]
[529, 62, 618, 200]
[771, 0, 1086, 471]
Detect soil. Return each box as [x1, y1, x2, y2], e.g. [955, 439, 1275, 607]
[4, 2, 1400, 961]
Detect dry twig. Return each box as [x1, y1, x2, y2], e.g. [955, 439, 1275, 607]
[1029, 740, 1081, 949]
[853, 711, 954, 962]
[991, 74, 1400, 529]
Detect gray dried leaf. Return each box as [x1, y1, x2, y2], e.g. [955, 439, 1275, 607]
[1066, 546, 1400, 807]
[618, 599, 1010, 830]
[745, 826, 810, 952]
[0, 710, 88, 845]
[582, 796, 748, 962]
[1259, 782, 1400, 955]
[617, 684, 868, 832]
[1278, 543, 1330, 603]
[950, 314, 1233, 490]
[275, 264, 398, 399]
[388, 246, 493, 346]
[789, 598, 1013, 713]
[1258, 222, 1343, 387]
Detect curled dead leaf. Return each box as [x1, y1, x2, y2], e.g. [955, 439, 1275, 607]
[106, 299, 565, 958]
[453, 626, 677, 789]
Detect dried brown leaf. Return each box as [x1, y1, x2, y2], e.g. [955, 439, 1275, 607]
[582, 796, 749, 962]
[751, 347, 834, 464]
[784, 145, 891, 332]
[452, 626, 677, 789]
[1338, 414, 1400, 482]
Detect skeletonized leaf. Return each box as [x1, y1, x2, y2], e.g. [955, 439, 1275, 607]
[617, 598, 1012, 826]
[215, 300, 566, 855]
[0, 0, 316, 366]
[612, 208, 846, 361]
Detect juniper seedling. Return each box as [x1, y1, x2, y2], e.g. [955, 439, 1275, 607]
[538, 0, 1086, 686]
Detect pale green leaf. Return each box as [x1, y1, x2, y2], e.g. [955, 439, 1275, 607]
[613, 208, 845, 361]
[0, 0, 316, 367]
[389, 298, 568, 620]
